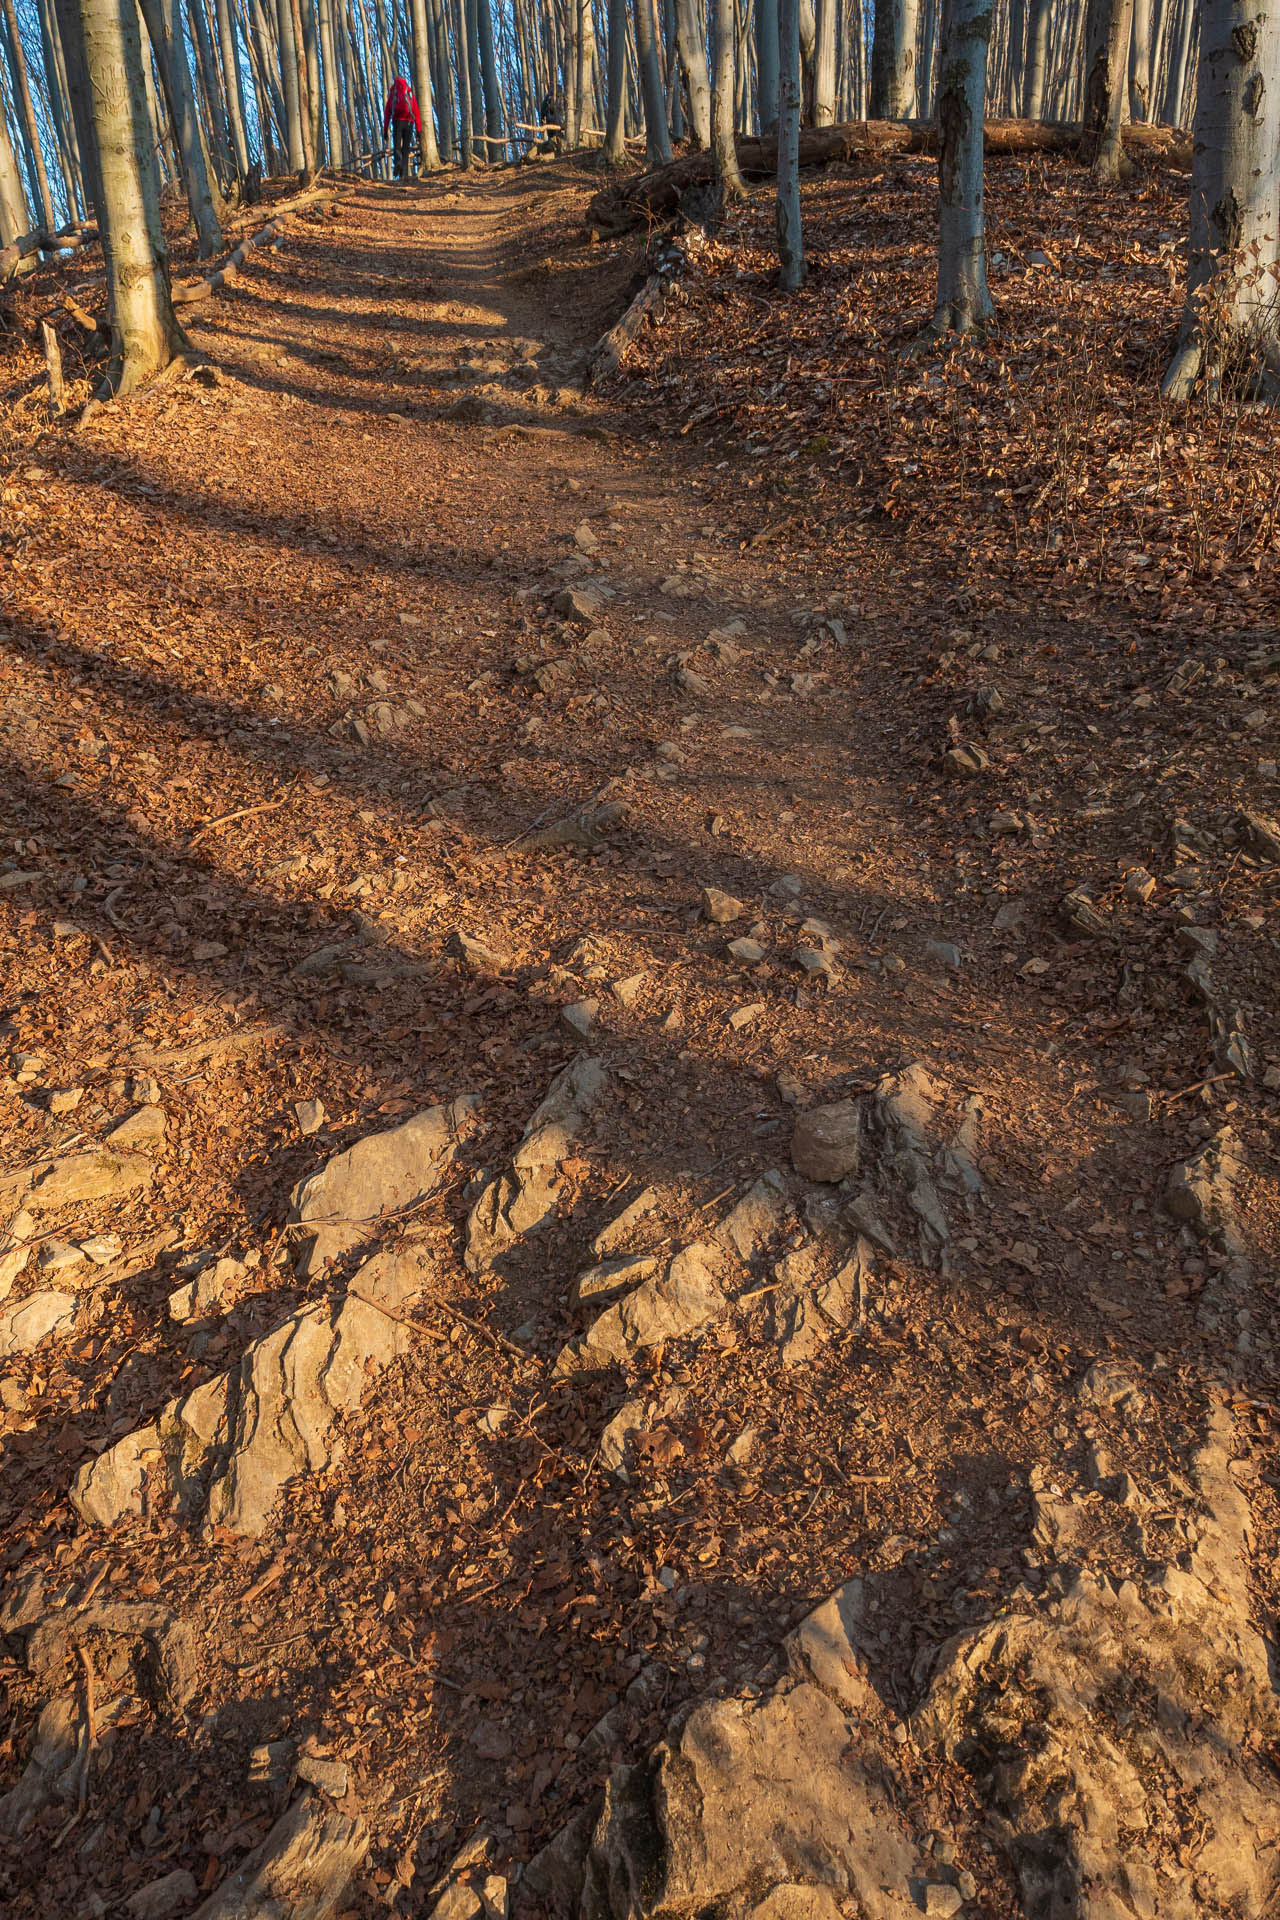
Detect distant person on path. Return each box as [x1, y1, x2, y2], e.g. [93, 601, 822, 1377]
[383, 76, 422, 180]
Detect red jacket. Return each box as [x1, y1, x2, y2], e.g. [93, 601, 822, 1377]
[384, 78, 421, 135]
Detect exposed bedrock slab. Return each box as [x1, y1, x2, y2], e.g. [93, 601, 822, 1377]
[192, 1792, 368, 1920]
[466, 1059, 607, 1273]
[290, 1095, 479, 1278]
[73, 1245, 433, 1537]
[518, 1406, 1275, 1920]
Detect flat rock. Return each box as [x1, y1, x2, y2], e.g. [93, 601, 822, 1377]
[35, 1237, 83, 1276]
[191, 1792, 367, 1920]
[0, 1149, 154, 1215]
[555, 1242, 721, 1375]
[786, 1577, 875, 1714]
[0, 1696, 96, 1838]
[573, 1253, 659, 1306]
[592, 1185, 660, 1257]
[23, 1600, 198, 1713]
[544, 1403, 1277, 1920]
[555, 585, 606, 626]
[446, 929, 509, 974]
[726, 937, 765, 964]
[105, 1106, 167, 1150]
[0, 1289, 76, 1357]
[791, 1100, 861, 1182]
[169, 1255, 242, 1323]
[466, 1060, 606, 1273]
[727, 1003, 765, 1031]
[0, 1209, 34, 1303]
[295, 1099, 326, 1136]
[702, 886, 744, 924]
[611, 972, 646, 1006]
[125, 1870, 198, 1920]
[716, 1173, 786, 1262]
[562, 997, 600, 1037]
[290, 1096, 479, 1279]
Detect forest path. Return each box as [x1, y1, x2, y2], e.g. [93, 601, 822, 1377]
[0, 164, 1276, 1920]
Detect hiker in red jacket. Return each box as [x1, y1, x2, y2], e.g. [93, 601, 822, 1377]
[383, 76, 421, 180]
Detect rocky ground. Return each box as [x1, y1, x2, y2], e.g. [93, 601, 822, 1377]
[0, 152, 1277, 1920]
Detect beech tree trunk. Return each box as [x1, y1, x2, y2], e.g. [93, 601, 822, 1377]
[603, 0, 628, 158]
[814, 0, 838, 121]
[215, 0, 252, 173]
[1080, 0, 1135, 180]
[277, 0, 309, 171]
[0, 97, 28, 245]
[409, 0, 443, 163]
[1023, 0, 1050, 114]
[929, 0, 994, 334]
[870, 0, 920, 115]
[1129, 0, 1153, 115]
[776, 0, 804, 285]
[711, 0, 746, 189]
[633, 0, 672, 161]
[74, 0, 188, 395]
[756, 0, 779, 128]
[476, 0, 503, 151]
[674, 0, 712, 144]
[318, 0, 347, 163]
[137, 0, 225, 252]
[1164, 0, 1280, 397]
[2, 0, 56, 228]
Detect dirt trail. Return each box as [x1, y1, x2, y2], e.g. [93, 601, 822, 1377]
[0, 168, 1277, 1918]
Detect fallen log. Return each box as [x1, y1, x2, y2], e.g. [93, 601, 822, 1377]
[588, 227, 708, 383]
[0, 222, 99, 286]
[171, 188, 340, 306]
[588, 116, 1192, 229]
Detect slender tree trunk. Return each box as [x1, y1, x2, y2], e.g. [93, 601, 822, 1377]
[1129, 0, 1154, 114]
[1163, 0, 1196, 120]
[215, 0, 253, 173]
[137, 0, 225, 251]
[53, 0, 106, 215]
[454, 0, 475, 161]
[928, 0, 994, 335]
[870, 0, 920, 115]
[1164, 0, 1280, 396]
[318, 0, 346, 160]
[603, 0, 629, 155]
[295, 0, 322, 166]
[673, 0, 711, 141]
[711, 0, 745, 185]
[427, 0, 455, 154]
[476, 0, 504, 148]
[633, 0, 671, 158]
[755, 0, 778, 125]
[408, 0, 443, 162]
[1023, 0, 1050, 114]
[1081, 0, 1135, 180]
[2, 0, 57, 228]
[776, 0, 804, 284]
[38, 0, 86, 215]
[245, 0, 287, 153]
[812, 0, 837, 118]
[0, 78, 29, 243]
[188, 0, 231, 178]
[73, 0, 188, 394]
[275, 0, 309, 169]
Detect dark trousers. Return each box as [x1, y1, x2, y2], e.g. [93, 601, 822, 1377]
[392, 118, 415, 177]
